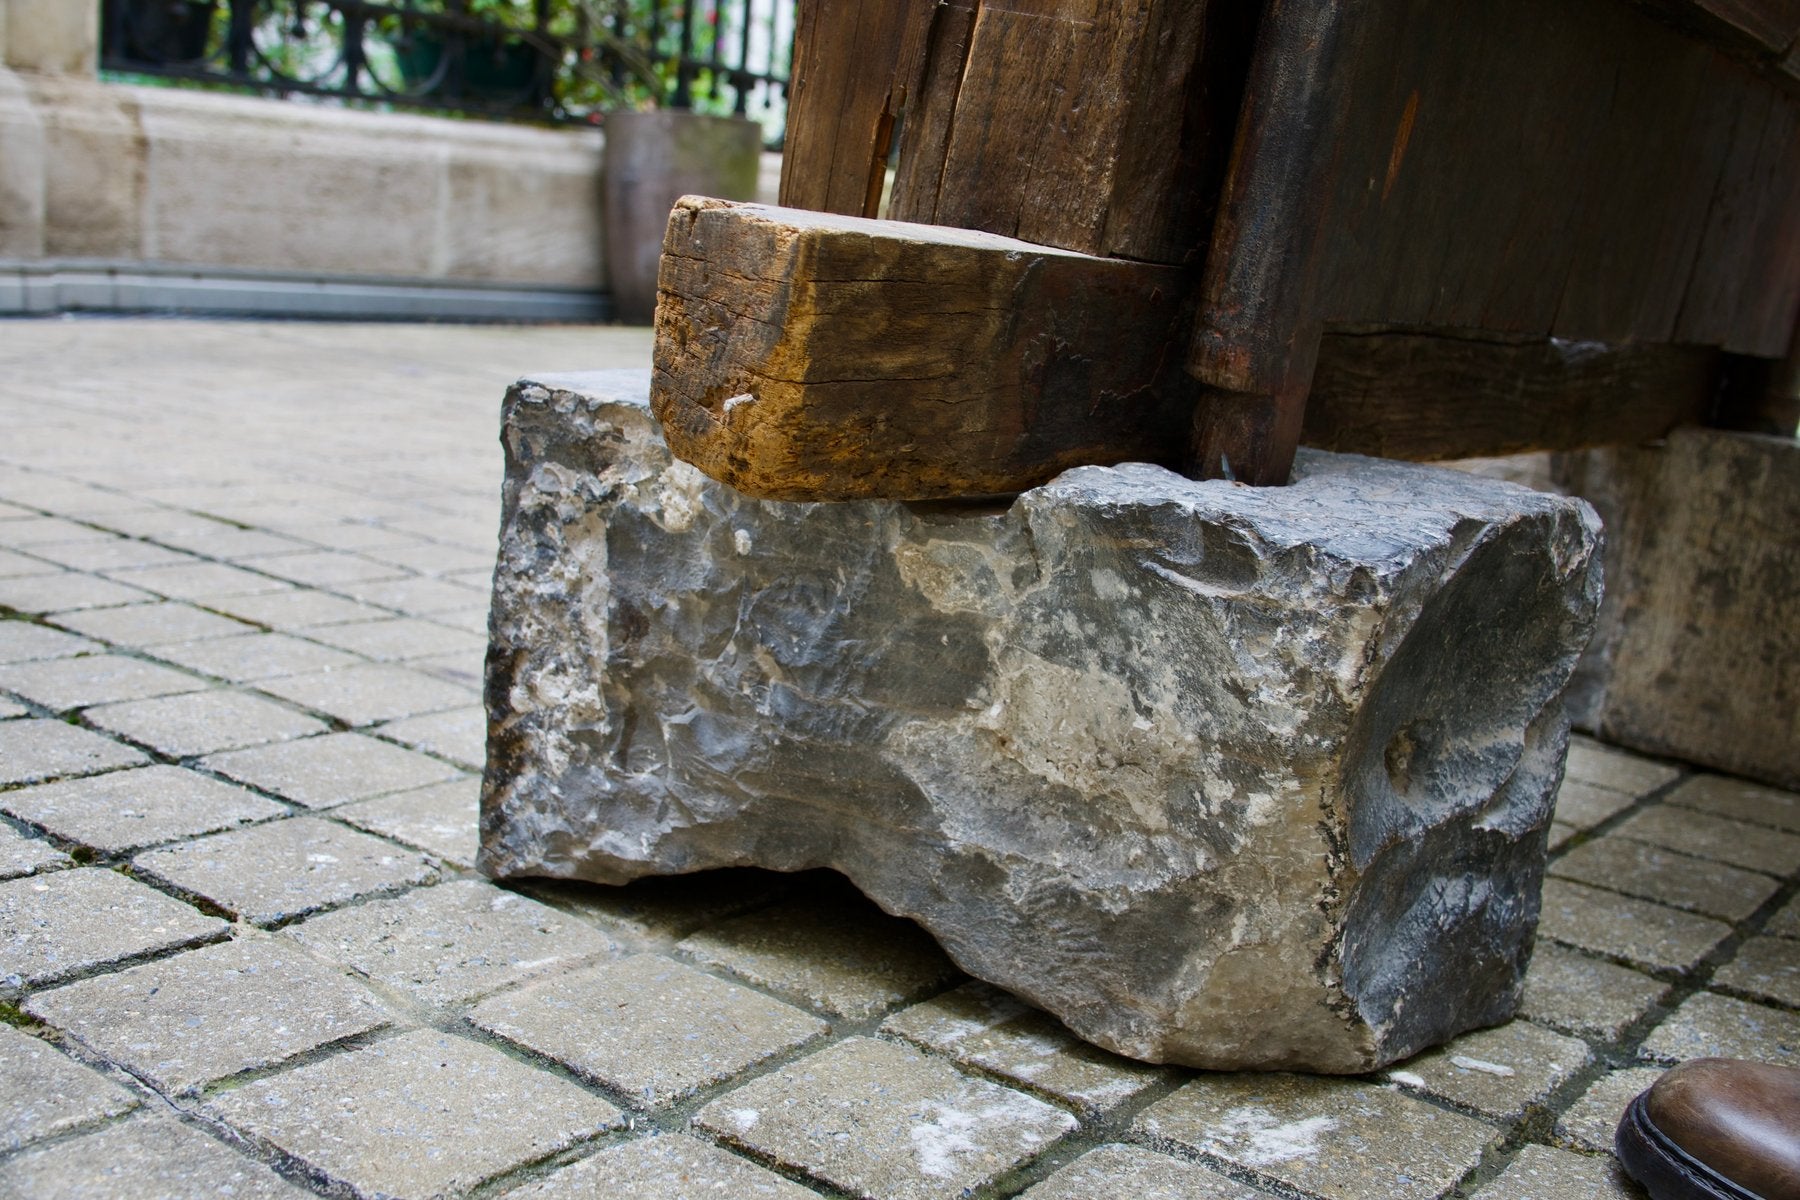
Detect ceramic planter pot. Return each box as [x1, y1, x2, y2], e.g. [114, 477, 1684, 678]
[602, 110, 762, 325]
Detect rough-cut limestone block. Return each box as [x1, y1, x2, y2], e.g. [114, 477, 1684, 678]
[1554, 429, 1798, 789]
[481, 370, 1603, 1073]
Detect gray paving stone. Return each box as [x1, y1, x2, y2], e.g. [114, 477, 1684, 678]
[281, 521, 423, 552]
[200, 732, 462, 810]
[150, 632, 362, 682]
[303, 616, 486, 662]
[522, 869, 794, 943]
[381, 513, 493, 549]
[406, 650, 485, 691]
[1553, 780, 1638, 830]
[206, 589, 394, 629]
[1564, 740, 1681, 797]
[0, 823, 70, 879]
[148, 525, 311, 560]
[209, 1028, 619, 1197]
[26, 539, 197, 573]
[338, 575, 485, 615]
[473, 954, 826, 1108]
[337, 778, 479, 867]
[284, 878, 620, 1006]
[1556, 1067, 1662, 1152]
[85, 508, 244, 540]
[497, 1133, 818, 1199]
[1550, 836, 1780, 921]
[0, 1023, 138, 1150]
[1712, 935, 1800, 1008]
[0, 765, 285, 852]
[134, 816, 433, 926]
[425, 604, 493, 637]
[255, 664, 474, 727]
[882, 981, 1168, 1115]
[1769, 895, 1800, 941]
[0, 547, 60, 578]
[1641, 991, 1800, 1065]
[0, 516, 115, 548]
[374, 705, 487, 769]
[85, 689, 327, 758]
[0, 573, 158, 613]
[1382, 1019, 1590, 1121]
[1612, 804, 1800, 876]
[1666, 773, 1800, 834]
[53, 601, 257, 648]
[26, 935, 391, 1094]
[0, 1110, 312, 1199]
[362, 542, 494, 576]
[1538, 878, 1732, 972]
[679, 892, 960, 1019]
[0, 867, 225, 988]
[0, 698, 21, 719]
[106, 561, 290, 601]
[1018, 1144, 1267, 1200]
[1518, 943, 1668, 1041]
[1470, 1144, 1640, 1200]
[251, 551, 410, 588]
[0, 719, 147, 785]
[696, 1036, 1076, 1200]
[0, 654, 204, 711]
[0, 621, 100, 663]
[3, 483, 139, 516]
[1135, 1073, 1496, 1200]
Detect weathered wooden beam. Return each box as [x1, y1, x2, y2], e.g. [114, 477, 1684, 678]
[650, 199, 1196, 502]
[1185, 0, 1365, 487]
[651, 202, 1729, 500]
[1302, 332, 1721, 460]
[777, 0, 919, 217]
[887, 0, 1253, 265]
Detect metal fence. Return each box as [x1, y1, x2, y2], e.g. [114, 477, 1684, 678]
[99, 0, 794, 139]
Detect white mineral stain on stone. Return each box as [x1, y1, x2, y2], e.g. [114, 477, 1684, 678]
[654, 460, 710, 533]
[723, 1107, 759, 1133]
[909, 1094, 1052, 1179]
[1213, 1106, 1338, 1166]
[910, 1104, 983, 1178]
[892, 539, 1011, 617]
[1450, 1054, 1516, 1077]
[722, 393, 753, 414]
[734, 529, 753, 555]
[1090, 567, 1133, 601]
[1388, 1069, 1427, 1088]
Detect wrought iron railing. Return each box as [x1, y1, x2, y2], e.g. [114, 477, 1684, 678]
[99, 0, 793, 137]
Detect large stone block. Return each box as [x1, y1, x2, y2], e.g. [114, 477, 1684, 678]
[1554, 429, 1799, 789]
[0, 67, 45, 258]
[481, 371, 1603, 1072]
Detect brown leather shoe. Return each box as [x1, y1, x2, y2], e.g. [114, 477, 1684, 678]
[1615, 1058, 1800, 1200]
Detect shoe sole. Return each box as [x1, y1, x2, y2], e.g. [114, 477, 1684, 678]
[1615, 1090, 1766, 1200]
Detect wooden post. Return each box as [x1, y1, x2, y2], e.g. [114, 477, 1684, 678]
[1185, 0, 1363, 486]
[776, 0, 917, 217]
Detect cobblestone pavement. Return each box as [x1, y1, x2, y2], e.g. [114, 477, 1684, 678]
[2, 318, 1797, 1199]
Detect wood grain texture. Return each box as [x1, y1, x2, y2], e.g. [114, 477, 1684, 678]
[1303, 332, 1720, 460]
[778, 0, 916, 216]
[1185, 0, 1364, 485]
[1644, 0, 1800, 57]
[651, 199, 1196, 501]
[886, 0, 1247, 264]
[1301, 0, 1800, 354]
